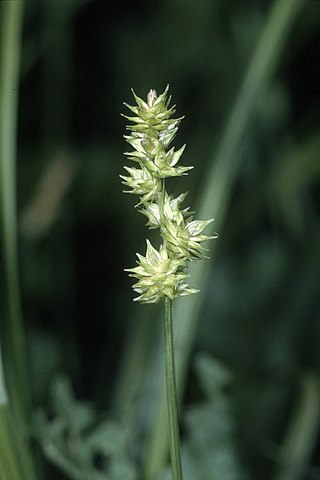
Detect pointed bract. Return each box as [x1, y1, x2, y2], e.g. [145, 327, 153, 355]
[123, 87, 191, 180]
[125, 241, 196, 303]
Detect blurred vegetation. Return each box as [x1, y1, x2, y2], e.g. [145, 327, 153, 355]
[1, 0, 320, 479]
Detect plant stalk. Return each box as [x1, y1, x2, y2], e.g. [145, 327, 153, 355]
[164, 297, 183, 480]
[0, 3, 38, 479]
[0, 347, 24, 480]
[0, 0, 28, 414]
[0, 406, 24, 480]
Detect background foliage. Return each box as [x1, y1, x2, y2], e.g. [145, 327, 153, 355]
[1, 1, 320, 479]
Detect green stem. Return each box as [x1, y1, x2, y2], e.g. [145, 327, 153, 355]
[0, 3, 37, 479]
[0, 0, 28, 413]
[164, 297, 183, 480]
[0, 347, 24, 480]
[0, 406, 24, 480]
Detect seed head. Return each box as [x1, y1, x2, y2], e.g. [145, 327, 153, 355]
[122, 86, 218, 303]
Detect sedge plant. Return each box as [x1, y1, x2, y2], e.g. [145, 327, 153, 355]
[121, 86, 217, 479]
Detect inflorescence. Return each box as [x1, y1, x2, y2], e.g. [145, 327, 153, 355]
[122, 86, 217, 304]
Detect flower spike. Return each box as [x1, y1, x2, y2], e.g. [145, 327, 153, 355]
[122, 86, 217, 302]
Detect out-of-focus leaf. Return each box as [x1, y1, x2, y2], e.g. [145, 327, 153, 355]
[158, 353, 248, 480]
[34, 375, 137, 480]
[194, 352, 233, 399]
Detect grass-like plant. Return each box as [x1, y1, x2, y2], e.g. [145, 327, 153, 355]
[0, 1, 309, 478]
[121, 86, 217, 479]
